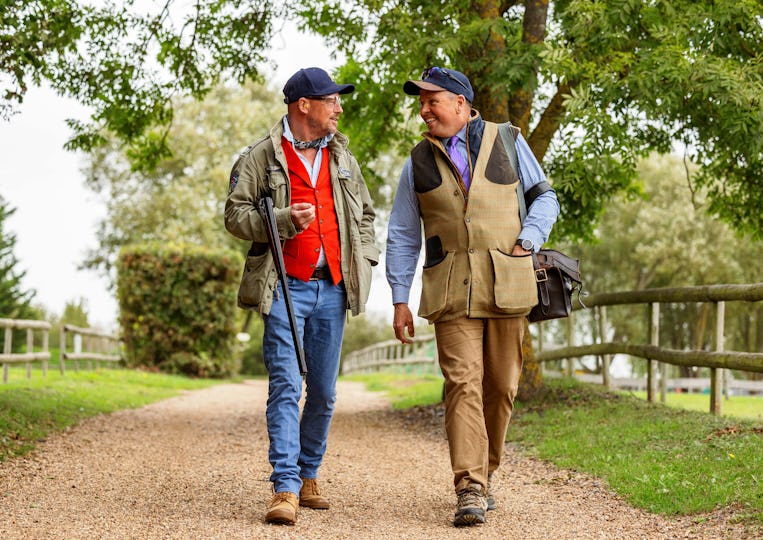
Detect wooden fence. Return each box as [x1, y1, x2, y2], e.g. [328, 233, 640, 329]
[0, 318, 122, 382]
[60, 324, 122, 373]
[342, 283, 763, 416]
[0, 318, 52, 383]
[342, 335, 438, 375]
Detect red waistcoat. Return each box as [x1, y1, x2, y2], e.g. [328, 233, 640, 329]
[280, 139, 342, 285]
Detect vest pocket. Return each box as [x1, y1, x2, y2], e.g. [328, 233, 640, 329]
[489, 249, 538, 314]
[418, 250, 454, 320]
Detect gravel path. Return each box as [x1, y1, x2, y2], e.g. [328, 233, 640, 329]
[0, 380, 757, 539]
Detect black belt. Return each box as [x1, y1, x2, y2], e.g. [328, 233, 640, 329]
[309, 266, 331, 280]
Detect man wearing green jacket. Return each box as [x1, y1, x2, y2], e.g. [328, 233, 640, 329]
[225, 67, 379, 525]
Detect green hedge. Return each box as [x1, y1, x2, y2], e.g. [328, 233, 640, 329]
[116, 242, 242, 377]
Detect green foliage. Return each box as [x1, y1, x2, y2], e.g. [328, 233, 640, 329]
[83, 81, 283, 279]
[1, 0, 281, 167]
[116, 242, 242, 377]
[558, 153, 763, 376]
[511, 379, 763, 523]
[299, 0, 763, 239]
[0, 195, 35, 319]
[0, 369, 222, 461]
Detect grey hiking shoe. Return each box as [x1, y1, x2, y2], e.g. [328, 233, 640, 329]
[486, 472, 496, 511]
[454, 483, 487, 527]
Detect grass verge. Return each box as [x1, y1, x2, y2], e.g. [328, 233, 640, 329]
[346, 373, 763, 524]
[341, 373, 443, 409]
[513, 379, 763, 523]
[0, 369, 223, 462]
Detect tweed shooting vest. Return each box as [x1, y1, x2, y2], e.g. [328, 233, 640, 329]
[411, 121, 538, 323]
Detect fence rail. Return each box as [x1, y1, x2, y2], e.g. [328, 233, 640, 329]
[341, 283, 763, 415]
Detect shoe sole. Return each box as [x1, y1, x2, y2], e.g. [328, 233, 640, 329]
[299, 501, 330, 509]
[265, 511, 296, 525]
[454, 510, 486, 527]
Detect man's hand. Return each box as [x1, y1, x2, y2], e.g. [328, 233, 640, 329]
[393, 303, 415, 344]
[290, 202, 315, 232]
[511, 244, 531, 256]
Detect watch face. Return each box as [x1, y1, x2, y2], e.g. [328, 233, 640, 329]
[521, 239, 534, 250]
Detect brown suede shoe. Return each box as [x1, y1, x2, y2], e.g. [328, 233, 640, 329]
[299, 478, 330, 509]
[265, 492, 298, 525]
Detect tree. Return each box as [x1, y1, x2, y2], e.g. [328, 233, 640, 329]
[300, 0, 763, 239]
[0, 196, 35, 318]
[1, 0, 281, 167]
[298, 0, 763, 397]
[82, 81, 283, 279]
[569, 153, 763, 378]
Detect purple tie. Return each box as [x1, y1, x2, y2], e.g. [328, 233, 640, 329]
[447, 136, 470, 189]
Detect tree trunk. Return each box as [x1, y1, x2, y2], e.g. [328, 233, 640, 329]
[464, 0, 552, 401]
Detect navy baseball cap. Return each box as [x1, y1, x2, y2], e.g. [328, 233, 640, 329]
[404, 67, 474, 103]
[282, 67, 355, 104]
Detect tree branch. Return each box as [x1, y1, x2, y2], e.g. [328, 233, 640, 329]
[526, 81, 570, 162]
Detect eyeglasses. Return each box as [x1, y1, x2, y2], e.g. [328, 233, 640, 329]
[421, 67, 470, 93]
[306, 95, 342, 108]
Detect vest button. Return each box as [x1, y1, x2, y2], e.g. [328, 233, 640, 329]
[310, 263, 316, 268]
[465, 217, 471, 222]
[463, 279, 468, 285]
[469, 248, 474, 254]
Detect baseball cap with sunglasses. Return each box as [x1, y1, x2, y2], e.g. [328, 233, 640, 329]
[403, 66, 474, 102]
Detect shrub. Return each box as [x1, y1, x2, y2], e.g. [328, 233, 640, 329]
[117, 242, 242, 377]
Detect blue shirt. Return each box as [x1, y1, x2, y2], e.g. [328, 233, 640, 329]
[386, 129, 560, 305]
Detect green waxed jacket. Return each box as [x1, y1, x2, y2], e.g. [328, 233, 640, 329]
[224, 118, 379, 316]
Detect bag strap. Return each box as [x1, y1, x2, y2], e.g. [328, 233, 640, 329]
[497, 122, 526, 222]
[497, 122, 554, 224]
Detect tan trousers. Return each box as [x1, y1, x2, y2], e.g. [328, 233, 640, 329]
[434, 316, 524, 493]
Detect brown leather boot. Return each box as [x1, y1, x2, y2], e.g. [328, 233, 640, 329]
[299, 478, 330, 509]
[265, 492, 298, 525]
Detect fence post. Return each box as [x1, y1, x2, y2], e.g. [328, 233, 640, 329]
[3, 326, 11, 383]
[647, 303, 659, 403]
[598, 306, 611, 390]
[42, 327, 49, 377]
[566, 315, 574, 377]
[710, 301, 725, 415]
[25, 327, 33, 380]
[60, 325, 66, 375]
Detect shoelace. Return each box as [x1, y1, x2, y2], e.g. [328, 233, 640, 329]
[457, 489, 483, 508]
[270, 492, 294, 506]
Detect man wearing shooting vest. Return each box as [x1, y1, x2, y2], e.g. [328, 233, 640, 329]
[225, 67, 379, 525]
[386, 67, 559, 527]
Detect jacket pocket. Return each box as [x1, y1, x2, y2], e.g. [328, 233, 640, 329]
[339, 176, 363, 223]
[238, 252, 272, 309]
[489, 249, 538, 314]
[418, 250, 455, 320]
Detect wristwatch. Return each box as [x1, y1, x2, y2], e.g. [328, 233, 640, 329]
[516, 238, 534, 251]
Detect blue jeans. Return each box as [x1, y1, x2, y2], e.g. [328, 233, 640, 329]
[262, 276, 346, 494]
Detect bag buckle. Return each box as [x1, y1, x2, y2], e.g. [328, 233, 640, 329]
[535, 268, 548, 282]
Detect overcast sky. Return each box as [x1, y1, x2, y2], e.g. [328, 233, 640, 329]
[0, 22, 409, 330]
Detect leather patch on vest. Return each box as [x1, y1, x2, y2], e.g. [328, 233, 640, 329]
[484, 136, 518, 186]
[411, 142, 443, 193]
